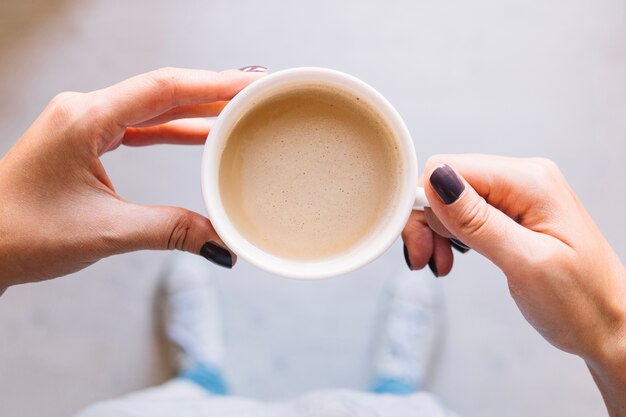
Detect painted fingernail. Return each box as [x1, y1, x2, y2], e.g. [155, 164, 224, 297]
[403, 244, 414, 270]
[238, 65, 268, 73]
[429, 164, 465, 205]
[449, 238, 470, 253]
[199, 241, 233, 269]
[428, 257, 439, 277]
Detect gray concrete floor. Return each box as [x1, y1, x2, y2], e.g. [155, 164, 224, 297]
[0, 0, 624, 416]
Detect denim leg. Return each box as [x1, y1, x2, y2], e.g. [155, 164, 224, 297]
[369, 376, 418, 395]
[178, 362, 229, 395]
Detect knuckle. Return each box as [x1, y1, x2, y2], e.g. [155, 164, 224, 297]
[457, 197, 491, 239]
[167, 211, 193, 251]
[533, 157, 559, 171]
[47, 91, 82, 122]
[50, 91, 78, 104]
[151, 66, 179, 79]
[149, 67, 180, 105]
[528, 157, 563, 183]
[214, 71, 232, 100]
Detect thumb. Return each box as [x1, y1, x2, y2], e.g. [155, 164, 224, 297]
[425, 164, 536, 271]
[116, 203, 236, 269]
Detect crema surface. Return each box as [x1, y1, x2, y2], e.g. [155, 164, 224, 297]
[219, 85, 402, 260]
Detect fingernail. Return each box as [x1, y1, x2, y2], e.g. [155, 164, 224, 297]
[199, 241, 233, 269]
[449, 238, 470, 253]
[403, 244, 414, 270]
[428, 257, 439, 277]
[238, 65, 268, 73]
[429, 164, 465, 205]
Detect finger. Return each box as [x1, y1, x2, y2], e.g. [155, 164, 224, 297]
[424, 207, 452, 238]
[402, 210, 434, 270]
[406, 174, 455, 275]
[449, 238, 471, 254]
[134, 101, 228, 127]
[115, 202, 237, 269]
[422, 154, 574, 222]
[122, 119, 212, 146]
[424, 162, 549, 272]
[423, 208, 470, 253]
[95, 67, 267, 128]
[430, 233, 454, 277]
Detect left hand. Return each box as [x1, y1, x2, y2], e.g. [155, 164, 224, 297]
[0, 67, 266, 290]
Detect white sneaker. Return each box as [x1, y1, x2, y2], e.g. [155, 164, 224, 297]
[371, 267, 443, 392]
[161, 252, 224, 373]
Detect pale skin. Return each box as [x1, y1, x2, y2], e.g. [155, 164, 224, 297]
[403, 155, 626, 416]
[0, 68, 624, 415]
[0, 67, 268, 286]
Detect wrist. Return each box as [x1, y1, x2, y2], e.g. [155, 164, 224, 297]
[584, 261, 626, 417]
[587, 353, 626, 417]
[585, 330, 626, 417]
[585, 260, 626, 366]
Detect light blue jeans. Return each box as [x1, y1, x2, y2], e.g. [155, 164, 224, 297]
[182, 361, 417, 396]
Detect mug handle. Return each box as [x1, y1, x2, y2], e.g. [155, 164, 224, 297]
[413, 187, 430, 211]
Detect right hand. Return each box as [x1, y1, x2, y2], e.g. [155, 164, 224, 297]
[402, 155, 626, 370]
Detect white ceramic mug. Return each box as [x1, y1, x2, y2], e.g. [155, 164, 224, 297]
[201, 67, 429, 279]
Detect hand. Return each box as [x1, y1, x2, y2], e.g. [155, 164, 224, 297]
[0, 66, 267, 290]
[402, 154, 626, 416]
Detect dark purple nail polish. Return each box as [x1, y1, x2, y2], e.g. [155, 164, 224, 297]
[238, 65, 268, 73]
[403, 244, 414, 270]
[449, 238, 470, 253]
[200, 241, 233, 269]
[428, 257, 439, 277]
[429, 164, 465, 205]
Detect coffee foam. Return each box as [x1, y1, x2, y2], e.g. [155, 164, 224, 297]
[219, 84, 403, 260]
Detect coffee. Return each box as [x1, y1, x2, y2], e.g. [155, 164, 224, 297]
[219, 85, 403, 260]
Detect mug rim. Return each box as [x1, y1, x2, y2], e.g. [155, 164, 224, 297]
[201, 67, 418, 279]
